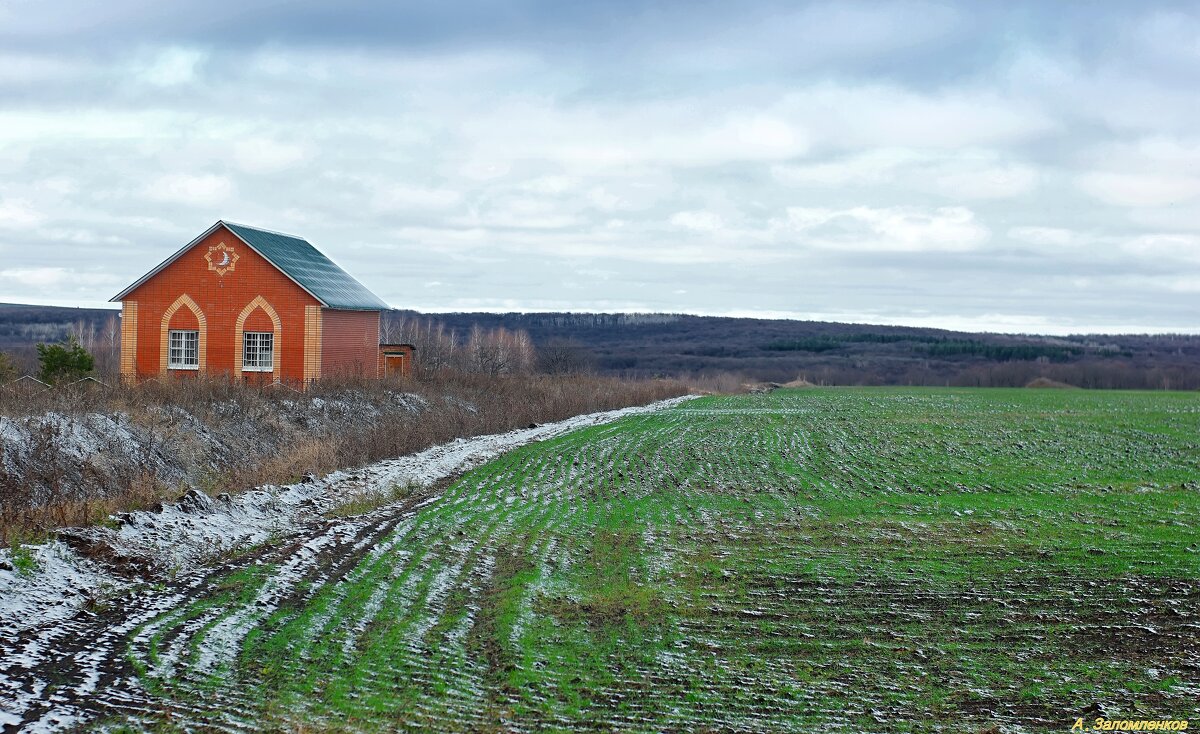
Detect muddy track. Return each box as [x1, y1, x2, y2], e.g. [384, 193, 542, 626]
[0, 479, 451, 732]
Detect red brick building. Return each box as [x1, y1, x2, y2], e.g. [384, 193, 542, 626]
[112, 220, 413, 386]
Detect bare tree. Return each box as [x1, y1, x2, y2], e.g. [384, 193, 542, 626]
[467, 325, 535, 375]
[382, 313, 536, 375]
[68, 319, 96, 351]
[381, 314, 458, 372]
[97, 315, 120, 377]
[537, 338, 594, 375]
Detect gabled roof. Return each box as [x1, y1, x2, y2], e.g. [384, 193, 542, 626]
[111, 220, 390, 311]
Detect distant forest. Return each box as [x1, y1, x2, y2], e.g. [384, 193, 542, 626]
[384, 311, 1200, 390]
[1, 303, 1198, 390]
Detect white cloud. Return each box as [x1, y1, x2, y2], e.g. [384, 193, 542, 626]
[1126, 202, 1200, 233]
[0, 267, 70, 288]
[460, 101, 809, 170]
[1121, 233, 1200, 262]
[0, 53, 87, 84]
[456, 159, 512, 181]
[772, 149, 918, 187]
[784, 85, 1055, 149]
[372, 183, 462, 212]
[571, 112, 808, 167]
[453, 196, 582, 230]
[0, 267, 119, 289]
[519, 176, 579, 195]
[456, 82, 1049, 177]
[232, 138, 308, 174]
[1008, 226, 1091, 248]
[1163, 277, 1200, 293]
[931, 162, 1038, 200]
[1078, 171, 1200, 208]
[42, 228, 128, 246]
[670, 210, 724, 232]
[0, 199, 45, 227]
[144, 173, 234, 206]
[773, 205, 989, 252]
[133, 47, 207, 87]
[585, 187, 624, 211]
[0, 109, 180, 145]
[773, 148, 1039, 200]
[1077, 137, 1200, 207]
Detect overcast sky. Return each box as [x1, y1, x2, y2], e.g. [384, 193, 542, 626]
[0, 0, 1197, 334]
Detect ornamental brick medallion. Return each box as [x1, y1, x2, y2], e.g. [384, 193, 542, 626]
[205, 242, 239, 276]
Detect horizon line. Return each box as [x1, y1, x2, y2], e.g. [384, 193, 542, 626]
[2, 299, 1198, 339]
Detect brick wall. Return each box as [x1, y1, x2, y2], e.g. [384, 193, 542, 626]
[121, 224, 322, 384]
[321, 309, 381, 379]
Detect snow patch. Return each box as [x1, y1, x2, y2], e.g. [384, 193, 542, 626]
[0, 396, 694, 636]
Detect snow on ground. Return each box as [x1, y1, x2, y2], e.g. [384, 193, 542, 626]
[0, 412, 167, 489]
[0, 396, 694, 637]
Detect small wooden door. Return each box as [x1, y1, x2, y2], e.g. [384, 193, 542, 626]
[384, 353, 408, 376]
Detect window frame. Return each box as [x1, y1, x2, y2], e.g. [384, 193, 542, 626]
[242, 331, 275, 372]
[167, 329, 200, 370]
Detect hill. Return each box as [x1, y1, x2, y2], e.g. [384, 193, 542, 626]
[0, 303, 118, 348]
[386, 310, 1200, 389]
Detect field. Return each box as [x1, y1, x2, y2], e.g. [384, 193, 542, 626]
[14, 388, 1200, 731]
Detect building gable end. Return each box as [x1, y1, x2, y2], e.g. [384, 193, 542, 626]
[111, 222, 332, 307]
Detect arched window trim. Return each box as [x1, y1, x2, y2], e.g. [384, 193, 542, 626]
[235, 296, 283, 376]
[159, 294, 207, 374]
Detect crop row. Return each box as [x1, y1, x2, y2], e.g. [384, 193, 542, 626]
[111, 388, 1200, 732]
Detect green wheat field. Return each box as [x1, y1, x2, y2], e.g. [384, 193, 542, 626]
[113, 388, 1200, 732]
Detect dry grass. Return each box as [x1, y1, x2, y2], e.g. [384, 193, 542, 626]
[0, 371, 687, 545]
[676, 371, 752, 395]
[0, 471, 172, 546]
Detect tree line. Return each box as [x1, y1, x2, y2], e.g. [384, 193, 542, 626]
[0, 305, 1196, 389]
[380, 315, 594, 375]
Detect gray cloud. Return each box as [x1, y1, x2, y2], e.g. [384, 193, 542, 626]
[0, 0, 1197, 334]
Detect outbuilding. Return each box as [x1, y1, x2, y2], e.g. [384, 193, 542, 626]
[112, 220, 413, 386]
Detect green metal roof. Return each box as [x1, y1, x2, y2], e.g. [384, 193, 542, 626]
[221, 222, 389, 310]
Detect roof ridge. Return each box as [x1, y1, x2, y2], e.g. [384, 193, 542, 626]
[220, 220, 307, 241]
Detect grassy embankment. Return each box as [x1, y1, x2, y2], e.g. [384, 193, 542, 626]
[0, 372, 686, 545]
[115, 388, 1200, 731]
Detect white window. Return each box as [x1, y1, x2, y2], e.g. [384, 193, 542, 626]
[168, 330, 199, 370]
[243, 332, 274, 372]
